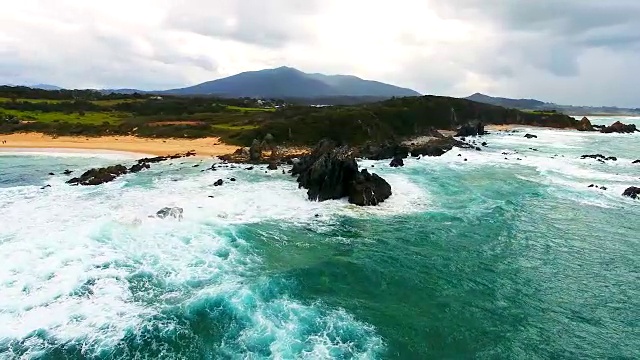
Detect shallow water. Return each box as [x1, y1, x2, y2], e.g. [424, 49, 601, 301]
[1, 119, 639, 359]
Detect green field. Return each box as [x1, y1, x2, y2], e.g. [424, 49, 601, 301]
[0, 109, 129, 124]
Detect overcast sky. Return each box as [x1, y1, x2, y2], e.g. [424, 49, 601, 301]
[1, 0, 639, 107]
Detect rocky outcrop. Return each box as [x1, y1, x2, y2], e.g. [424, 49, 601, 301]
[622, 187, 640, 199]
[67, 165, 128, 186]
[389, 156, 404, 167]
[524, 134, 538, 139]
[358, 142, 409, 160]
[156, 207, 183, 220]
[581, 154, 617, 161]
[577, 117, 594, 131]
[348, 169, 392, 206]
[291, 139, 392, 206]
[601, 121, 638, 134]
[456, 122, 485, 137]
[410, 137, 470, 157]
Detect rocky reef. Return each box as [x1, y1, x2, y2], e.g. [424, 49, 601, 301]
[67, 151, 196, 186]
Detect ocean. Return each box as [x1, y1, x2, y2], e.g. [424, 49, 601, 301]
[1, 117, 638, 359]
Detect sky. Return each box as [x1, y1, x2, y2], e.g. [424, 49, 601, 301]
[1, 0, 639, 107]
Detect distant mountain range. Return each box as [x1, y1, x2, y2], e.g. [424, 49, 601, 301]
[466, 93, 640, 116]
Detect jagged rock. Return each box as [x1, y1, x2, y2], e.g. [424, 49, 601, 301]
[67, 165, 128, 186]
[348, 169, 392, 206]
[249, 139, 263, 161]
[622, 187, 640, 199]
[456, 122, 485, 137]
[577, 117, 594, 131]
[156, 207, 183, 220]
[292, 139, 391, 206]
[389, 156, 404, 168]
[214, 179, 224, 187]
[267, 162, 278, 170]
[601, 121, 638, 134]
[524, 134, 538, 139]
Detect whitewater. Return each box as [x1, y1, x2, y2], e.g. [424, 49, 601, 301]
[1, 117, 638, 359]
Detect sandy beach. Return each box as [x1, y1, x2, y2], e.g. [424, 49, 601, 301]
[0, 133, 239, 157]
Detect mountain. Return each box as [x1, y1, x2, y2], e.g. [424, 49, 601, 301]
[466, 92, 640, 116]
[466, 93, 547, 109]
[31, 84, 63, 91]
[161, 66, 420, 98]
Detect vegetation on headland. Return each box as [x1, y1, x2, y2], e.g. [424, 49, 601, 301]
[0, 86, 582, 147]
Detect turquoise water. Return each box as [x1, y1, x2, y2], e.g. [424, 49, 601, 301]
[0, 118, 638, 359]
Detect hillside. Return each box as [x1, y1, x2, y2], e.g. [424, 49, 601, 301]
[1, 87, 581, 147]
[161, 67, 420, 98]
[466, 93, 547, 109]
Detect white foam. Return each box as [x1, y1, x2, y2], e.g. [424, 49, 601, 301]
[0, 147, 145, 160]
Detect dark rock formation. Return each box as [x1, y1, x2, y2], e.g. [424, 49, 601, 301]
[577, 117, 594, 131]
[129, 163, 150, 173]
[63, 170, 73, 175]
[291, 139, 391, 206]
[601, 121, 638, 134]
[410, 137, 469, 157]
[456, 122, 485, 137]
[67, 165, 128, 186]
[389, 156, 404, 168]
[348, 169, 392, 206]
[358, 142, 409, 160]
[581, 154, 617, 161]
[588, 184, 608, 190]
[633, 160, 640, 164]
[41, 185, 51, 190]
[156, 207, 183, 220]
[48, 172, 55, 176]
[622, 187, 640, 199]
[214, 179, 224, 187]
[481, 142, 488, 147]
[267, 162, 278, 170]
[524, 134, 538, 139]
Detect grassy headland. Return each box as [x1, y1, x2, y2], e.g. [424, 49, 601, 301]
[0, 86, 581, 147]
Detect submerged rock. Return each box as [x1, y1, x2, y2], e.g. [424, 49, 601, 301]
[63, 170, 73, 175]
[156, 207, 183, 220]
[601, 121, 638, 134]
[214, 179, 224, 187]
[622, 187, 640, 199]
[524, 134, 538, 139]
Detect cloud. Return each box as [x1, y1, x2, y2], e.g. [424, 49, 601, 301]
[0, 0, 638, 106]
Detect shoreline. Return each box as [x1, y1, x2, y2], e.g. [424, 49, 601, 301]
[0, 133, 239, 157]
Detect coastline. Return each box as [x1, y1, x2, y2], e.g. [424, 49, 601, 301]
[0, 133, 239, 157]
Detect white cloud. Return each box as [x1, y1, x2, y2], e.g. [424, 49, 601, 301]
[0, 0, 638, 106]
